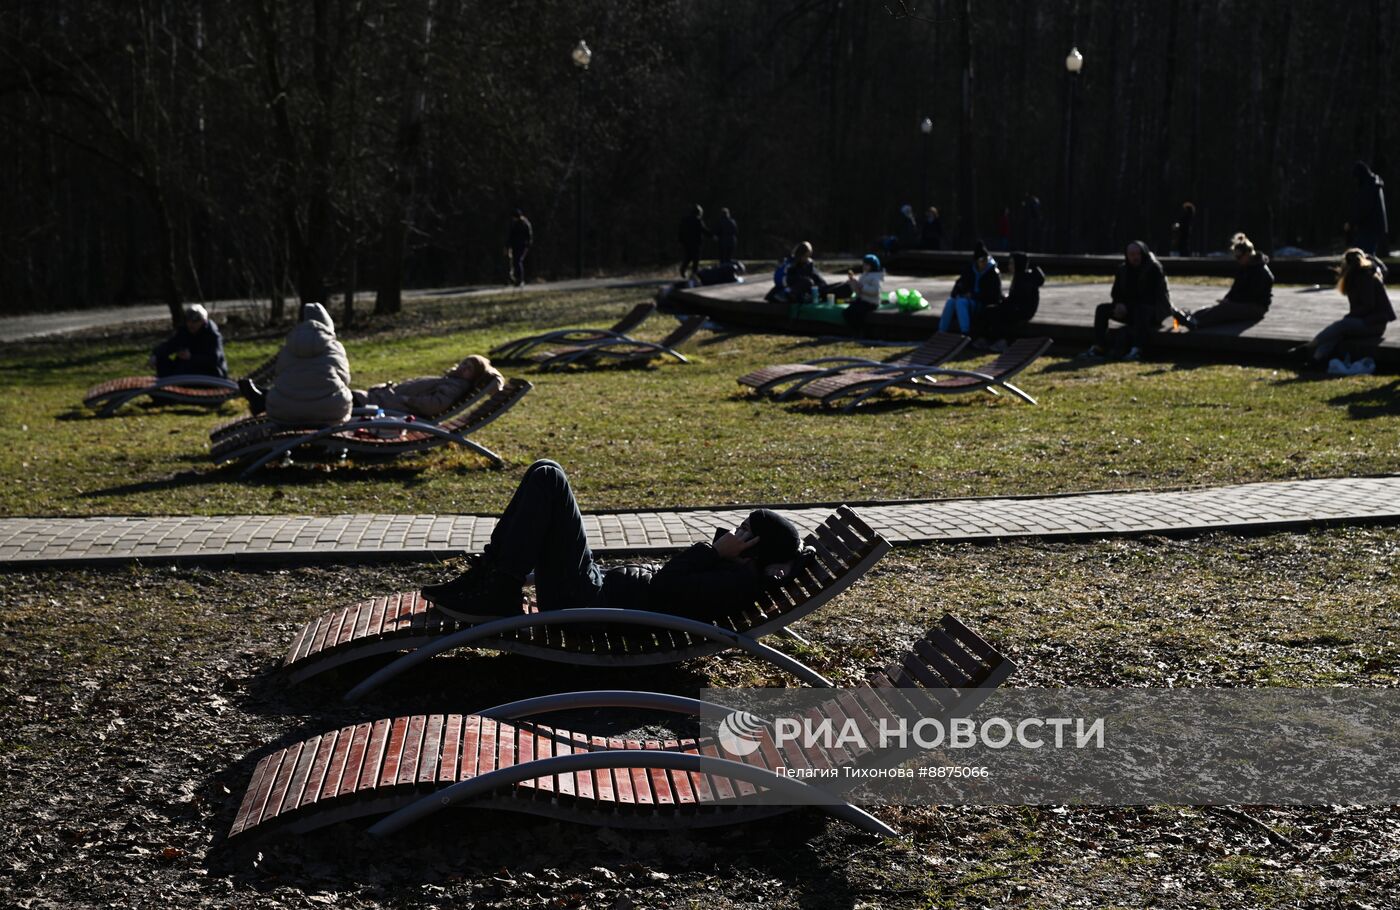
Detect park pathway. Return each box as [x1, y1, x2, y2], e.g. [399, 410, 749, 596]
[1, 475, 1396, 566]
[0, 276, 670, 343]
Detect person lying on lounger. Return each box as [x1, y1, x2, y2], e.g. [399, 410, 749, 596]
[422, 459, 804, 623]
[351, 354, 504, 418]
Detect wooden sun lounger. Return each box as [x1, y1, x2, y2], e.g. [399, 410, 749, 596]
[490, 302, 657, 361]
[83, 355, 277, 417]
[211, 378, 532, 477]
[738, 332, 971, 399]
[203, 364, 498, 442]
[227, 614, 1014, 841]
[799, 337, 1053, 411]
[528, 315, 708, 371]
[279, 506, 889, 695]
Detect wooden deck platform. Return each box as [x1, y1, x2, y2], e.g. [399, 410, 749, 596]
[670, 276, 1398, 365]
[887, 250, 1346, 284]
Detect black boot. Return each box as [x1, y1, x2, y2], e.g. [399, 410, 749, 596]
[421, 556, 523, 623]
[238, 378, 266, 416]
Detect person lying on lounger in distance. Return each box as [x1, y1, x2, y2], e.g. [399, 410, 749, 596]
[351, 354, 504, 419]
[422, 459, 804, 623]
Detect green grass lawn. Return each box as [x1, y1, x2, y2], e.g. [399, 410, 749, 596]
[0, 286, 1395, 517]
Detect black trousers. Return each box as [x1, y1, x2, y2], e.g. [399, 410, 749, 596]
[1094, 302, 1164, 350]
[680, 244, 702, 277]
[484, 460, 604, 610]
[509, 245, 529, 286]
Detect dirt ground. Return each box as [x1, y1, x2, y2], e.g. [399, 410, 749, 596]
[2, 529, 1397, 908]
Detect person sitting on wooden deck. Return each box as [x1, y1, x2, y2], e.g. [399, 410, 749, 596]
[1181, 233, 1274, 330]
[979, 251, 1045, 351]
[421, 459, 803, 623]
[837, 254, 886, 329]
[351, 354, 504, 418]
[779, 241, 841, 305]
[1082, 240, 1176, 361]
[1299, 248, 1395, 370]
[150, 304, 229, 379]
[937, 241, 1001, 336]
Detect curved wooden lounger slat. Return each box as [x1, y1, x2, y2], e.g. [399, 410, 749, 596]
[529, 315, 707, 370]
[83, 355, 277, 417]
[227, 614, 1015, 840]
[281, 505, 890, 688]
[738, 332, 971, 398]
[490, 302, 657, 361]
[799, 337, 1053, 412]
[210, 379, 532, 476]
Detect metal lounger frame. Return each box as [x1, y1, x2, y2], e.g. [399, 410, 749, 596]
[231, 615, 1015, 841]
[491, 303, 656, 360]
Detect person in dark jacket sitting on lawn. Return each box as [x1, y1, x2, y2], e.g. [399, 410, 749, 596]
[979, 251, 1044, 349]
[422, 460, 804, 623]
[1181, 233, 1274, 329]
[150, 304, 229, 379]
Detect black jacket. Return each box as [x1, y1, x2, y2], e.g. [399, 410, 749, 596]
[1346, 269, 1396, 328]
[716, 215, 738, 245]
[1111, 243, 1173, 322]
[1005, 265, 1046, 322]
[952, 261, 1003, 310]
[920, 215, 942, 250]
[1354, 168, 1389, 236]
[598, 543, 767, 620]
[507, 217, 533, 250]
[678, 213, 712, 248]
[153, 320, 229, 378]
[1223, 254, 1274, 310]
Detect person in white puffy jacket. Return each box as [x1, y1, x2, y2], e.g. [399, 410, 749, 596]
[239, 302, 353, 426]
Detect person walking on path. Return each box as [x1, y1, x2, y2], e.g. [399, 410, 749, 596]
[239, 302, 353, 425]
[937, 241, 1001, 335]
[506, 209, 533, 287]
[1084, 241, 1176, 361]
[1181, 233, 1274, 329]
[1352, 161, 1389, 257]
[1299, 248, 1394, 368]
[678, 204, 713, 278]
[421, 459, 804, 622]
[715, 207, 739, 264]
[150, 304, 228, 379]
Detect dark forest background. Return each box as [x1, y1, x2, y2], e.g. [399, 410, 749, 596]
[1, 0, 1393, 319]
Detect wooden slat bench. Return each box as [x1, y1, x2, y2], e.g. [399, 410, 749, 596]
[229, 613, 1014, 840]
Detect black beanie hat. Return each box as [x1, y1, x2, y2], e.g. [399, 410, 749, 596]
[745, 508, 801, 568]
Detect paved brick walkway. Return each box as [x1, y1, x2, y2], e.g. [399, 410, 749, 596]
[1, 476, 1396, 567]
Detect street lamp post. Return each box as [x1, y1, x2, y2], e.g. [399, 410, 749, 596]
[919, 117, 933, 209]
[571, 40, 592, 279]
[1061, 46, 1083, 252]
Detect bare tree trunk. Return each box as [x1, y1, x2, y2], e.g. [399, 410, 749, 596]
[375, 0, 435, 315]
[1156, 0, 1180, 253]
[1262, 3, 1294, 252]
[955, 0, 977, 248]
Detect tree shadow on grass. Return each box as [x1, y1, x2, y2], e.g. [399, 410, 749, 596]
[78, 458, 450, 499]
[1326, 378, 1400, 419]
